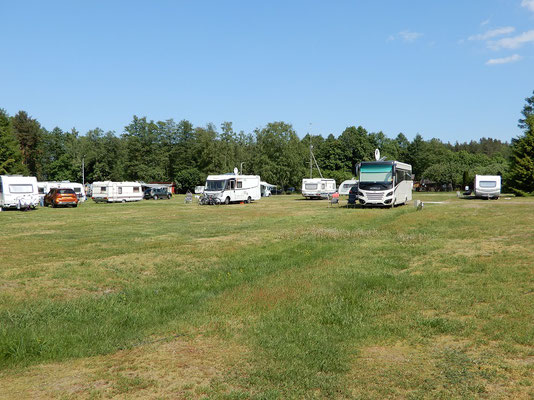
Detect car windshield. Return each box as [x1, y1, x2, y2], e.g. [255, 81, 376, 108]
[205, 180, 226, 191]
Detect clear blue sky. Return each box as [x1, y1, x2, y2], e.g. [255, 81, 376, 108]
[1, 0, 533, 143]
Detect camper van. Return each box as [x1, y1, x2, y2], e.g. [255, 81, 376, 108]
[357, 161, 413, 207]
[203, 172, 261, 204]
[38, 181, 86, 202]
[338, 179, 359, 196]
[91, 181, 143, 203]
[474, 175, 501, 199]
[0, 175, 40, 210]
[301, 178, 337, 199]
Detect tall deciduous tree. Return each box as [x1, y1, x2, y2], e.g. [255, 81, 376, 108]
[0, 109, 26, 174]
[12, 111, 42, 177]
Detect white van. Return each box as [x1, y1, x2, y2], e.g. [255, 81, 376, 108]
[474, 175, 501, 199]
[91, 181, 143, 203]
[204, 173, 261, 204]
[0, 175, 40, 210]
[38, 181, 86, 203]
[338, 179, 359, 195]
[301, 178, 336, 199]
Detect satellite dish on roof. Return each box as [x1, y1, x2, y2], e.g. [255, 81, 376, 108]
[375, 149, 380, 161]
[233, 167, 239, 175]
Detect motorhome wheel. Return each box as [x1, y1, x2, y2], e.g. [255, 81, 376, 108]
[247, 196, 251, 203]
[122, 199, 126, 203]
[225, 197, 230, 205]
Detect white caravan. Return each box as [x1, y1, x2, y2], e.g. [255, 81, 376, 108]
[338, 179, 359, 195]
[38, 181, 86, 202]
[357, 161, 413, 207]
[91, 181, 143, 203]
[0, 175, 40, 210]
[301, 178, 336, 199]
[194, 185, 205, 194]
[204, 172, 261, 204]
[474, 175, 501, 199]
[260, 181, 276, 197]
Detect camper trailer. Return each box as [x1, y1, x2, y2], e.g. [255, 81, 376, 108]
[338, 179, 359, 196]
[474, 175, 501, 199]
[357, 161, 413, 207]
[0, 175, 40, 210]
[203, 171, 261, 204]
[301, 178, 337, 199]
[38, 181, 86, 202]
[91, 181, 143, 203]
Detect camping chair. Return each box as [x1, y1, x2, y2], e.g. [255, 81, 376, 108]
[328, 194, 340, 207]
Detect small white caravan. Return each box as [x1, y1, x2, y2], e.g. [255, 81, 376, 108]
[260, 181, 276, 197]
[474, 175, 501, 199]
[301, 178, 337, 199]
[338, 179, 359, 196]
[38, 181, 86, 202]
[0, 175, 40, 210]
[194, 185, 205, 194]
[204, 169, 261, 204]
[91, 181, 143, 203]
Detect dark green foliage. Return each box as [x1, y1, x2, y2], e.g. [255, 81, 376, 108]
[174, 167, 203, 192]
[518, 90, 534, 130]
[0, 109, 26, 174]
[11, 111, 42, 177]
[508, 115, 534, 195]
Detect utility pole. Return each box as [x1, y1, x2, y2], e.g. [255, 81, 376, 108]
[240, 162, 245, 175]
[309, 123, 312, 179]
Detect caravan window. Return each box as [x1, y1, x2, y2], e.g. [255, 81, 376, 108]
[38, 187, 45, 194]
[305, 183, 318, 190]
[479, 181, 497, 188]
[118, 187, 123, 194]
[73, 187, 81, 193]
[133, 187, 139, 192]
[237, 181, 242, 189]
[100, 186, 106, 192]
[9, 184, 33, 194]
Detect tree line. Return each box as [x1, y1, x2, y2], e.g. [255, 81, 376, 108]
[1, 91, 533, 194]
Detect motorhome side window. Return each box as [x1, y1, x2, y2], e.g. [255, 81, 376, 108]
[133, 187, 139, 192]
[118, 187, 122, 194]
[101, 186, 106, 192]
[74, 188, 80, 193]
[237, 181, 242, 189]
[395, 170, 404, 184]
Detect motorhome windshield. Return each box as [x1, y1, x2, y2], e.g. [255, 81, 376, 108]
[479, 181, 497, 188]
[359, 164, 393, 190]
[205, 180, 226, 191]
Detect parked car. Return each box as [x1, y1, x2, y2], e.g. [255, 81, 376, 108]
[144, 187, 171, 200]
[44, 188, 78, 208]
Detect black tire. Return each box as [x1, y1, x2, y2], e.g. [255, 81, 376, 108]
[52, 203, 57, 208]
[154, 195, 158, 200]
[247, 196, 251, 204]
[167, 194, 171, 199]
[122, 199, 126, 203]
[214, 198, 221, 205]
[224, 197, 230, 205]
[73, 204, 78, 208]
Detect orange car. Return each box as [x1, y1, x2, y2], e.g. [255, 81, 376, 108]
[44, 188, 79, 208]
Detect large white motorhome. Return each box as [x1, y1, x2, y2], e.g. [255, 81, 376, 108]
[91, 181, 143, 203]
[38, 181, 86, 202]
[301, 178, 337, 199]
[474, 175, 501, 199]
[0, 175, 40, 210]
[357, 161, 413, 207]
[338, 179, 359, 195]
[203, 171, 261, 204]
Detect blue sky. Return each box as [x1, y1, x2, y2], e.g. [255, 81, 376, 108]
[1, 0, 533, 143]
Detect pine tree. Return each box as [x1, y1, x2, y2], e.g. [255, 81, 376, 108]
[0, 109, 25, 174]
[508, 115, 534, 195]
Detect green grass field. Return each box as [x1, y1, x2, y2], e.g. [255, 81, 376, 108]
[0, 194, 533, 399]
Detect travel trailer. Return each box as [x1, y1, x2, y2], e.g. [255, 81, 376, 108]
[474, 175, 501, 199]
[0, 175, 40, 210]
[203, 170, 261, 204]
[38, 181, 86, 202]
[338, 179, 359, 195]
[91, 181, 143, 203]
[356, 160, 413, 207]
[301, 178, 337, 199]
[194, 185, 205, 194]
[260, 181, 276, 197]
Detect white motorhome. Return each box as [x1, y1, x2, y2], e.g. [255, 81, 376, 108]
[474, 175, 501, 199]
[203, 171, 261, 204]
[301, 178, 336, 199]
[0, 175, 40, 210]
[91, 181, 143, 203]
[338, 179, 359, 195]
[38, 181, 86, 202]
[357, 161, 413, 207]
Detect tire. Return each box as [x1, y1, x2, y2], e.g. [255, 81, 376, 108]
[214, 198, 221, 205]
[73, 204, 78, 208]
[247, 196, 251, 204]
[52, 203, 57, 208]
[154, 195, 158, 200]
[167, 194, 171, 199]
[122, 199, 126, 203]
[224, 197, 230, 205]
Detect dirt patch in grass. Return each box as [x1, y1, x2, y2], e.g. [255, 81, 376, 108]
[0, 334, 249, 399]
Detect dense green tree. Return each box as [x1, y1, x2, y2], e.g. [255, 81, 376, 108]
[0, 109, 26, 174]
[508, 115, 534, 195]
[518, 90, 534, 130]
[12, 111, 42, 177]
